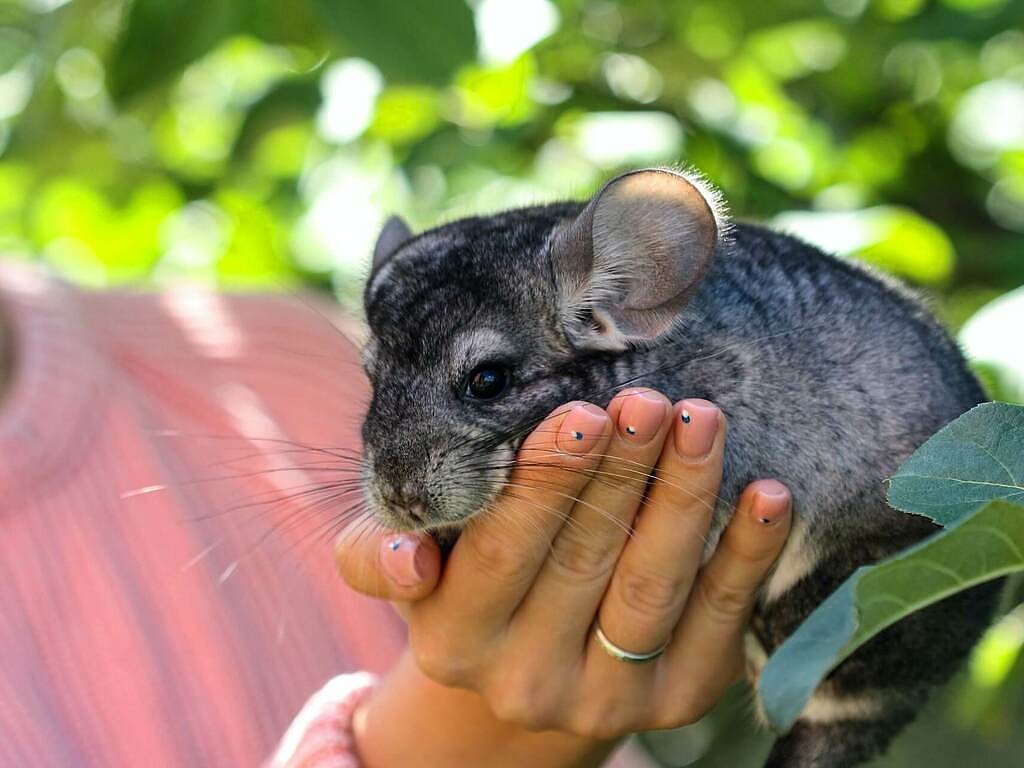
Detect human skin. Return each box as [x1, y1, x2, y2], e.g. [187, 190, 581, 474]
[337, 388, 792, 768]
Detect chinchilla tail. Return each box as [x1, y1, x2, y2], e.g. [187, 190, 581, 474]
[762, 716, 914, 768]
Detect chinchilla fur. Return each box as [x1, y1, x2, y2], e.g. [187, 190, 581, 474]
[359, 168, 1001, 767]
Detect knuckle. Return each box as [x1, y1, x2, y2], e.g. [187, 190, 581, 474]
[696, 573, 753, 623]
[548, 528, 619, 584]
[410, 637, 471, 688]
[615, 567, 686, 620]
[463, 525, 533, 587]
[488, 684, 557, 732]
[569, 704, 631, 741]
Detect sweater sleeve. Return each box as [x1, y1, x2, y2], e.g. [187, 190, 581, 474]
[267, 673, 378, 768]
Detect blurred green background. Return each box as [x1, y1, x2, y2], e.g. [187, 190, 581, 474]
[0, 0, 1021, 764]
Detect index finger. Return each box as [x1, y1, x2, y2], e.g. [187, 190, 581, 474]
[416, 402, 613, 637]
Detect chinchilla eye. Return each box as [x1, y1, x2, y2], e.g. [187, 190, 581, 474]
[464, 365, 510, 401]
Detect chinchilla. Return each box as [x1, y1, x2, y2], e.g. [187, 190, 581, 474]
[358, 168, 1000, 767]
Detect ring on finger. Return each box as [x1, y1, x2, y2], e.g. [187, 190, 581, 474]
[594, 624, 668, 664]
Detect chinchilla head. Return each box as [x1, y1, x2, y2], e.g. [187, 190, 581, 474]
[361, 168, 727, 533]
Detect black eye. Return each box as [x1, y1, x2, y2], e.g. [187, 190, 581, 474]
[465, 365, 510, 401]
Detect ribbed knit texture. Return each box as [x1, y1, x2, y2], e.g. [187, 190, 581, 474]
[0, 265, 405, 767]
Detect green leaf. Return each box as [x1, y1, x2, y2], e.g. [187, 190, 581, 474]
[310, 0, 476, 85]
[758, 499, 1024, 732]
[888, 402, 1024, 525]
[108, 0, 242, 100]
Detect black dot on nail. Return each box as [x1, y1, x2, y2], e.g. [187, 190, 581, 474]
[681, 410, 692, 424]
[759, 517, 772, 525]
[573, 431, 584, 440]
[625, 425, 637, 435]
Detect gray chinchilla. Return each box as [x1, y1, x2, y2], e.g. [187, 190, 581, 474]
[359, 168, 1000, 767]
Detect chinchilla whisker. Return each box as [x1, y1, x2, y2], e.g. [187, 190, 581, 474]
[174, 465, 364, 492]
[295, 503, 374, 556]
[473, 493, 568, 543]
[260, 497, 374, 566]
[205, 448, 365, 470]
[458, 460, 653, 498]
[253, 505, 378, 630]
[498, 450, 725, 509]
[182, 476, 365, 518]
[483, 489, 635, 549]
[459, 455, 724, 513]
[228, 482, 370, 546]
[454, 479, 637, 540]
[189, 483, 366, 524]
[150, 428, 365, 460]
[185, 488, 362, 582]
[495, 476, 714, 552]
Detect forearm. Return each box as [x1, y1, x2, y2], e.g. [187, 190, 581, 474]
[353, 651, 617, 768]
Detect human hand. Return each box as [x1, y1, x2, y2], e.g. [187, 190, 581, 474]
[338, 389, 791, 740]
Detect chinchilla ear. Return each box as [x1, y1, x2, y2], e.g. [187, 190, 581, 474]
[550, 168, 724, 351]
[373, 215, 413, 271]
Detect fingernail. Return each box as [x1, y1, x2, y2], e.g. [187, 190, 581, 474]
[557, 403, 608, 454]
[381, 534, 424, 587]
[617, 390, 667, 445]
[751, 480, 790, 526]
[675, 399, 720, 459]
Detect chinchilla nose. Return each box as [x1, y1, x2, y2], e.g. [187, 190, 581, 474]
[382, 484, 427, 523]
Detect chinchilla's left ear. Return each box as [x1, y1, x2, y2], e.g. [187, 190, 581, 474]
[549, 168, 725, 351]
[372, 215, 413, 271]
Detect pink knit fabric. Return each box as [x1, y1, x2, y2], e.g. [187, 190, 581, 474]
[0, 264, 405, 767]
[267, 673, 376, 768]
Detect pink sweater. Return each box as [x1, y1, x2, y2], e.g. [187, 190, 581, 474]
[0, 264, 404, 766]
[1, 263, 657, 768]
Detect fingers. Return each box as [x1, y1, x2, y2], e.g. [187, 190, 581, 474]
[335, 528, 442, 602]
[414, 402, 613, 647]
[659, 479, 791, 712]
[513, 389, 673, 647]
[592, 399, 725, 661]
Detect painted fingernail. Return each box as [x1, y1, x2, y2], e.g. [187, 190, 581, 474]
[381, 534, 424, 587]
[617, 390, 667, 445]
[557, 403, 608, 454]
[751, 480, 791, 525]
[675, 399, 720, 459]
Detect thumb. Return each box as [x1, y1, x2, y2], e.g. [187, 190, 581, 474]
[336, 528, 442, 602]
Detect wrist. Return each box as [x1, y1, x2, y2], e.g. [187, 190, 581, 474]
[355, 651, 616, 768]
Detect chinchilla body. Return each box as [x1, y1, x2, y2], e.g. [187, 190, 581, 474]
[360, 169, 1001, 767]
